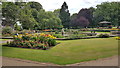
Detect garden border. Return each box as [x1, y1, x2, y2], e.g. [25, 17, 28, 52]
[0, 35, 116, 40]
[56, 35, 116, 40]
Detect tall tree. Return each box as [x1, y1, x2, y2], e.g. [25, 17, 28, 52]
[54, 9, 60, 18]
[59, 2, 70, 28]
[37, 10, 62, 29]
[19, 3, 37, 29]
[2, 2, 38, 30]
[88, 7, 95, 27]
[70, 8, 91, 28]
[2, 2, 19, 28]
[27, 2, 43, 11]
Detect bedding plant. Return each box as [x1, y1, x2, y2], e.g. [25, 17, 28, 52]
[7, 33, 57, 50]
[115, 36, 120, 40]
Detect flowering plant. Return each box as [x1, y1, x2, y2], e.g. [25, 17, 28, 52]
[8, 33, 57, 50]
[115, 36, 120, 40]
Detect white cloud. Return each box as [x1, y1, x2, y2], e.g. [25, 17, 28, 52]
[29, 0, 119, 14]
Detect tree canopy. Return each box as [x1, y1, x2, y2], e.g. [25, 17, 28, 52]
[59, 2, 70, 28]
[2, 2, 62, 30]
[1, 1, 119, 30]
[93, 2, 119, 27]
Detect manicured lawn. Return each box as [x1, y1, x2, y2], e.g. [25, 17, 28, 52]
[2, 38, 118, 65]
[0, 39, 9, 41]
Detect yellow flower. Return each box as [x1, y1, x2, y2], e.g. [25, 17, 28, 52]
[14, 35, 17, 38]
[40, 33, 45, 36]
[115, 37, 120, 40]
[18, 36, 22, 39]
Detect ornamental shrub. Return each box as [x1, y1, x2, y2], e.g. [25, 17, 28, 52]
[2, 26, 13, 36]
[98, 34, 109, 38]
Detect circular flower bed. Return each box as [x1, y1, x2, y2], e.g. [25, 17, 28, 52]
[7, 33, 57, 50]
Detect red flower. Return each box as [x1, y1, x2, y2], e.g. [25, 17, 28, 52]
[44, 45, 47, 46]
[45, 34, 48, 36]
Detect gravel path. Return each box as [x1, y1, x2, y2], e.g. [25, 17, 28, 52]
[1, 55, 118, 66]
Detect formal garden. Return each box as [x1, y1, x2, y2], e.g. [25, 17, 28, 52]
[0, 1, 120, 65]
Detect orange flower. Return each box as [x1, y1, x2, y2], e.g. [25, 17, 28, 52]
[25, 33, 29, 35]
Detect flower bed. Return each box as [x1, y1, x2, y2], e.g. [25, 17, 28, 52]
[115, 36, 120, 40]
[7, 33, 57, 50]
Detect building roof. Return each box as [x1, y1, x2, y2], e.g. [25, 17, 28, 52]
[99, 21, 111, 24]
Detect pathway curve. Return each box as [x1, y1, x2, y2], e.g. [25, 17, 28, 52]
[66, 55, 118, 66]
[1, 56, 118, 66]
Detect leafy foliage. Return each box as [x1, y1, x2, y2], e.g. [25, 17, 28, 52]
[2, 26, 13, 35]
[2, 2, 62, 30]
[93, 2, 119, 26]
[70, 8, 92, 28]
[98, 34, 110, 38]
[59, 2, 70, 28]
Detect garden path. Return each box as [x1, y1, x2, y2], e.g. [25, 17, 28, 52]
[66, 55, 118, 66]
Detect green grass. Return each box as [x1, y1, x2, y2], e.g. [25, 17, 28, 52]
[0, 39, 9, 41]
[2, 38, 118, 65]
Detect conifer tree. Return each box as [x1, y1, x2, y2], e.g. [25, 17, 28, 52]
[59, 2, 70, 28]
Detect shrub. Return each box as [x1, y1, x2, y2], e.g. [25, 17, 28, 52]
[98, 34, 109, 38]
[73, 31, 79, 34]
[2, 26, 13, 36]
[87, 33, 97, 36]
[55, 31, 59, 34]
[53, 34, 64, 38]
[47, 39, 56, 46]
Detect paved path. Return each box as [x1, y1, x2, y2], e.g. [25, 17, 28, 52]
[67, 55, 118, 66]
[1, 56, 118, 66]
[2, 57, 58, 66]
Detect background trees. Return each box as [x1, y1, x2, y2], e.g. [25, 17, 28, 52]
[93, 2, 119, 27]
[1, 1, 119, 30]
[70, 2, 119, 28]
[2, 2, 62, 30]
[2, 2, 20, 28]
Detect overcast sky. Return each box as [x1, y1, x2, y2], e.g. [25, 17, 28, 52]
[28, 0, 119, 14]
